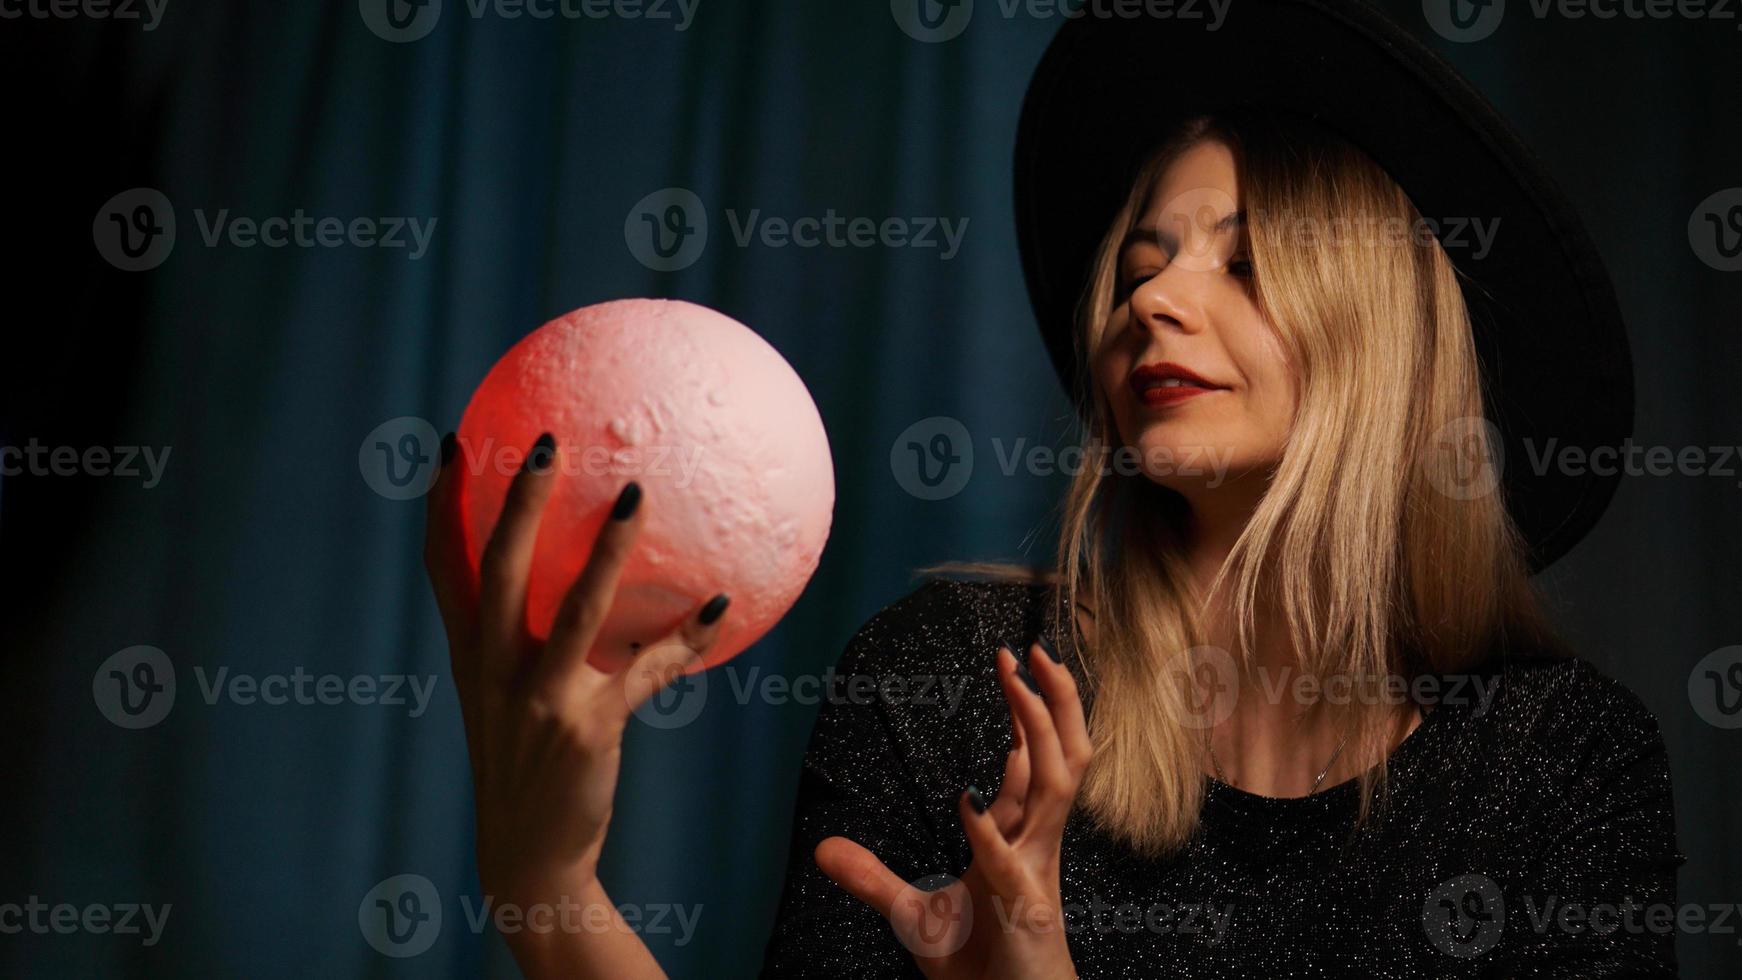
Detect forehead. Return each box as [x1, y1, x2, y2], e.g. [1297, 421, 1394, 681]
[1137, 139, 1240, 228]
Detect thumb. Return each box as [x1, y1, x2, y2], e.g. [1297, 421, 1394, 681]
[815, 837, 974, 963]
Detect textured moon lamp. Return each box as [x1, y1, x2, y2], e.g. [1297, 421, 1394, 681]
[454, 299, 834, 673]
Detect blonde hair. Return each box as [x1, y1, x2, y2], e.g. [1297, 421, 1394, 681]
[926, 112, 1561, 857]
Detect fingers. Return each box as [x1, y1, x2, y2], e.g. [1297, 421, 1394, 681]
[814, 836, 907, 919]
[998, 643, 1083, 842]
[478, 434, 561, 679]
[1027, 637, 1092, 785]
[987, 714, 1030, 837]
[958, 786, 1017, 880]
[603, 593, 729, 720]
[425, 431, 481, 772]
[423, 432, 477, 642]
[536, 481, 648, 696]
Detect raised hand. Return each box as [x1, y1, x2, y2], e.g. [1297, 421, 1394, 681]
[815, 640, 1089, 980]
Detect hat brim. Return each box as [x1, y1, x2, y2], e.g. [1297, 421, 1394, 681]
[1014, 0, 1633, 573]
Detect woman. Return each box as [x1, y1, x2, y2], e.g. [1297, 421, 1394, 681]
[423, 3, 1681, 977]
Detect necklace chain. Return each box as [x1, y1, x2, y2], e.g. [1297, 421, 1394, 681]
[1208, 732, 1350, 794]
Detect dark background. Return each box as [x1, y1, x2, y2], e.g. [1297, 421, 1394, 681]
[1, 0, 1737, 976]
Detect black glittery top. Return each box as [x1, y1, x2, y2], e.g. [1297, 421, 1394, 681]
[758, 577, 1683, 979]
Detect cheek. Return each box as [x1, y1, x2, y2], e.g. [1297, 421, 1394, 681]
[1229, 322, 1298, 443]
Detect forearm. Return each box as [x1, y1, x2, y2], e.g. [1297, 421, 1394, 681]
[499, 876, 668, 980]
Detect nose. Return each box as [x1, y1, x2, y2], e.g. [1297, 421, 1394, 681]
[1127, 264, 1205, 337]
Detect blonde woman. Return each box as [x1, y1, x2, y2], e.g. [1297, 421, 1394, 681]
[423, 2, 1680, 977]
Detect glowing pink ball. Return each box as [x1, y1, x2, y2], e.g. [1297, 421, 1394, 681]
[454, 299, 834, 672]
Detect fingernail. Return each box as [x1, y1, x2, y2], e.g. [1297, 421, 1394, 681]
[698, 593, 730, 625]
[611, 481, 642, 520]
[439, 432, 457, 468]
[964, 785, 988, 814]
[1015, 659, 1043, 697]
[524, 432, 556, 473]
[1036, 633, 1063, 664]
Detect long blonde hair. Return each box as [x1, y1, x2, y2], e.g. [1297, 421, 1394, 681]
[927, 112, 1562, 857]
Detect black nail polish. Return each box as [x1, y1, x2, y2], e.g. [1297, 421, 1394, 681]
[524, 432, 555, 473]
[698, 593, 730, 625]
[1036, 633, 1063, 664]
[611, 481, 642, 521]
[439, 432, 457, 468]
[964, 785, 988, 814]
[1015, 659, 1043, 697]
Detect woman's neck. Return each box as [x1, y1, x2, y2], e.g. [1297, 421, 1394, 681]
[1182, 487, 1418, 798]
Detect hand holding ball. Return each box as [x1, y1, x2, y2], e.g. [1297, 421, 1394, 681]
[453, 299, 834, 673]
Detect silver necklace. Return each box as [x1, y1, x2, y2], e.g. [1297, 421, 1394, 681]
[1208, 732, 1350, 794]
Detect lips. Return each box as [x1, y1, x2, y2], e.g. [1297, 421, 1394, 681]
[1127, 361, 1227, 407]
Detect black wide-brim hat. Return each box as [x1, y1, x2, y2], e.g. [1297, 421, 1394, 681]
[1014, 0, 1633, 573]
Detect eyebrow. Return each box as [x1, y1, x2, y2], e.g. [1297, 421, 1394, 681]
[1121, 208, 1246, 256]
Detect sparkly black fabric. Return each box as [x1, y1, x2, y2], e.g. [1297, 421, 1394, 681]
[759, 577, 1683, 978]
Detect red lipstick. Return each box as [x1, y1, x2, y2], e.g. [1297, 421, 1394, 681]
[1127, 361, 1227, 408]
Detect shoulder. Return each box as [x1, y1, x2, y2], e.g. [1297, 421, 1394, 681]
[817, 575, 1062, 792]
[1450, 649, 1673, 803]
[1477, 651, 1665, 747]
[833, 574, 1063, 680]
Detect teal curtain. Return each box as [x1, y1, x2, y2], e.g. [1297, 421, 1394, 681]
[2, 2, 1736, 977]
